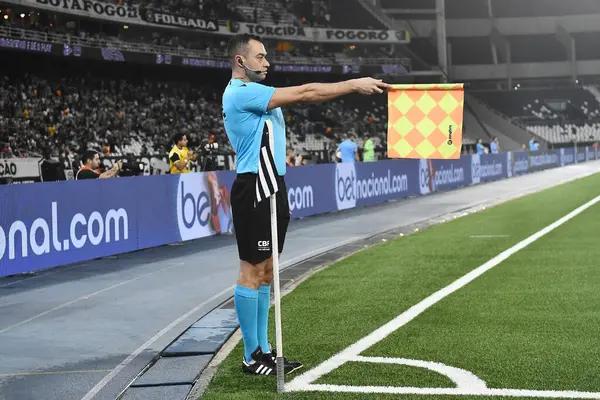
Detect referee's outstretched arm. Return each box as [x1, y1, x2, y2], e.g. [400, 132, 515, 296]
[267, 77, 392, 109]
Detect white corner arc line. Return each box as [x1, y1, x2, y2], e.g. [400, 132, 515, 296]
[352, 356, 487, 390]
[286, 194, 600, 391]
[292, 384, 600, 399]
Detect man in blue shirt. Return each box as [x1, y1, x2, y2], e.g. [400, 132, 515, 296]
[476, 138, 487, 155]
[222, 33, 390, 376]
[337, 134, 359, 163]
[529, 136, 539, 151]
[490, 136, 500, 154]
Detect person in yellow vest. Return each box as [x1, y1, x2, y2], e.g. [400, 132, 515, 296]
[169, 133, 198, 174]
[363, 134, 375, 162]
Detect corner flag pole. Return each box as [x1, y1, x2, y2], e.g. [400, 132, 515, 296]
[266, 120, 285, 391]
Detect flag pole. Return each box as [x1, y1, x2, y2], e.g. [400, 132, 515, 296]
[266, 120, 285, 391]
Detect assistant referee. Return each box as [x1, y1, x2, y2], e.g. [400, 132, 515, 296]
[222, 33, 390, 376]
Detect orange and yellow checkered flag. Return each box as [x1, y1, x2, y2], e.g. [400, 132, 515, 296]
[387, 83, 464, 160]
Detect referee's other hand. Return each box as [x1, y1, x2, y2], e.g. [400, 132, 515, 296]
[352, 78, 392, 95]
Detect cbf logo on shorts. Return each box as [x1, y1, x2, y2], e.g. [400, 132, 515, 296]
[419, 158, 431, 195]
[257, 240, 270, 251]
[335, 163, 357, 211]
[177, 173, 213, 241]
[471, 154, 481, 185]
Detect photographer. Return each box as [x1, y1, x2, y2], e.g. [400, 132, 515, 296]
[76, 150, 122, 180]
[169, 133, 198, 174]
[198, 134, 222, 172]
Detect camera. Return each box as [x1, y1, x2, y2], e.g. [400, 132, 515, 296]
[195, 139, 222, 172]
[196, 140, 219, 155]
[117, 158, 144, 177]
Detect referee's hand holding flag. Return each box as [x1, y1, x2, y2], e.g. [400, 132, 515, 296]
[221, 33, 390, 389]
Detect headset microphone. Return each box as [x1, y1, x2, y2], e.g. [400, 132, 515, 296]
[238, 58, 264, 74]
[245, 65, 264, 74]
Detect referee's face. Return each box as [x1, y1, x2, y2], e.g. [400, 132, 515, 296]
[246, 40, 270, 82]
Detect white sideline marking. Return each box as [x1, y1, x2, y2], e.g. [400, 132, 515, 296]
[286, 193, 600, 395]
[353, 356, 487, 389]
[470, 235, 510, 238]
[292, 384, 600, 398]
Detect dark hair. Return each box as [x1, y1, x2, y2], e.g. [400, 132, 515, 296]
[82, 150, 97, 164]
[173, 133, 186, 145]
[226, 33, 263, 59]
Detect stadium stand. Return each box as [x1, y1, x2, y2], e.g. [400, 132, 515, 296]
[0, 58, 231, 159]
[0, 50, 395, 161]
[0, 0, 420, 164]
[490, 0, 600, 18]
[0, 9, 398, 65]
[377, 0, 600, 150]
[474, 87, 600, 145]
[7, 0, 599, 167]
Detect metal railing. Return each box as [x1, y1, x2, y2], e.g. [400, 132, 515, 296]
[0, 26, 410, 66]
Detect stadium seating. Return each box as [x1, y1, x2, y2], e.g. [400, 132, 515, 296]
[490, 0, 600, 18]
[0, 0, 536, 163]
[474, 87, 600, 144]
[0, 50, 396, 161]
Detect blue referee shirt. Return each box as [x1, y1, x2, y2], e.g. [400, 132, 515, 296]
[222, 78, 287, 176]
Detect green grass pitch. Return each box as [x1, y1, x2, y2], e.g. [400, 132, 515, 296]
[202, 172, 600, 400]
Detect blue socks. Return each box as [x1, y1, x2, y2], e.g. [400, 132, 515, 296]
[234, 285, 258, 362]
[257, 285, 271, 353]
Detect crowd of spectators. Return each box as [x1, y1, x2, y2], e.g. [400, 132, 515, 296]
[50, 0, 334, 28]
[0, 71, 233, 160]
[0, 53, 389, 162]
[1, 8, 393, 64]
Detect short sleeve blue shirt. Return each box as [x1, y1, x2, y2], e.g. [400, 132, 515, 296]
[222, 79, 286, 176]
[337, 139, 357, 163]
[490, 141, 498, 154]
[476, 143, 485, 155]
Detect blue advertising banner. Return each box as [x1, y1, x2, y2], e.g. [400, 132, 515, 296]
[0, 147, 597, 277]
[560, 148, 575, 167]
[172, 171, 236, 242]
[333, 159, 418, 210]
[507, 151, 530, 177]
[418, 157, 471, 195]
[529, 150, 560, 172]
[471, 153, 507, 184]
[0, 175, 180, 277]
[285, 164, 337, 219]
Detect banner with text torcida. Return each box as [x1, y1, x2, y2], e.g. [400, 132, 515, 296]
[387, 83, 464, 160]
